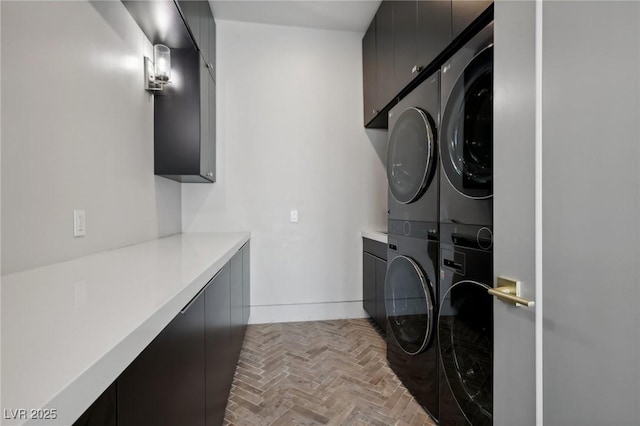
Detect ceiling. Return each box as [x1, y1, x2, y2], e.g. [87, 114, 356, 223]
[210, 0, 381, 33]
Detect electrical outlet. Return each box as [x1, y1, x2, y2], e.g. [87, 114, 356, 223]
[74, 210, 86, 237]
[290, 209, 298, 223]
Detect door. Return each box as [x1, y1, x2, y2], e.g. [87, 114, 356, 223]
[205, 266, 231, 426]
[362, 17, 377, 125]
[492, 2, 536, 425]
[118, 289, 206, 426]
[385, 255, 436, 355]
[387, 107, 436, 204]
[542, 2, 640, 425]
[440, 45, 493, 200]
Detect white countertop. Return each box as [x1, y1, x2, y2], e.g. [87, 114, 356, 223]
[1, 232, 250, 426]
[361, 230, 388, 244]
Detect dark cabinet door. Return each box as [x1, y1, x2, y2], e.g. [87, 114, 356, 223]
[417, 0, 452, 72]
[375, 0, 395, 112]
[375, 257, 387, 332]
[363, 252, 376, 320]
[242, 242, 250, 325]
[199, 61, 215, 181]
[205, 265, 231, 426]
[452, 0, 492, 39]
[203, 2, 216, 78]
[362, 17, 377, 125]
[72, 383, 116, 426]
[229, 250, 244, 360]
[393, 1, 417, 92]
[177, 0, 201, 47]
[394, 1, 452, 94]
[155, 47, 216, 183]
[118, 290, 206, 426]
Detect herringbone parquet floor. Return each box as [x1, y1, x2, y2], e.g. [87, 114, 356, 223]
[223, 319, 436, 426]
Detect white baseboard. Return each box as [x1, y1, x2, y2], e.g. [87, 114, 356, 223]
[248, 301, 367, 324]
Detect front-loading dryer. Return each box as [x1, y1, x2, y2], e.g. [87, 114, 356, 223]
[387, 72, 439, 225]
[440, 22, 493, 227]
[438, 223, 493, 426]
[385, 220, 439, 421]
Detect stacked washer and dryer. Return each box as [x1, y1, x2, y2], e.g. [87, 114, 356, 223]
[384, 22, 495, 426]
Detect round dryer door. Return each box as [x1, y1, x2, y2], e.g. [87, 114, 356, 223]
[387, 108, 437, 204]
[441, 46, 493, 199]
[438, 280, 493, 426]
[384, 255, 435, 355]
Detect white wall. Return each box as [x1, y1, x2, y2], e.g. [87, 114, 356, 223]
[182, 20, 388, 323]
[1, 1, 182, 274]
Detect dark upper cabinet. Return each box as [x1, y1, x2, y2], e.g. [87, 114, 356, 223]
[452, 0, 493, 39]
[392, 0, 452, 96]
[176, 0, 201, 47]
[123, 0, 217, 183]
[416, 0, 452, 75]
[393, 1, 418, 92]
[154, 49, 215, 182]
[118, 288, 206, 426]
[362, 18, 377, 125]
[177, 1, 216, 77]
[205, 266, 231, 426]
[375, 0, 395, 116]
[363, 0, 452, 127]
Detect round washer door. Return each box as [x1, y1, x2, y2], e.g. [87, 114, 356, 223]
[387, 107, 437, 204]
[384, 255, 435, 355]
[438, 280, 493, 426]
[441, 45, 493, 199]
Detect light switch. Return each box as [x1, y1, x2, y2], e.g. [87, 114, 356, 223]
[290, 209, 298, 223]
[74, 210, 86, 237]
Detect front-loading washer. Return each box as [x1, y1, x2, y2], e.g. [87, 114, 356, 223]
[387, 72, 439, 226]
[385, 220, 439, 421]
[440, 22, 494, 227]
[438, 223, 493, 426]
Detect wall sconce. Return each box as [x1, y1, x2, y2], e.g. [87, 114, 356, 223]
[145, 44, 171, 93]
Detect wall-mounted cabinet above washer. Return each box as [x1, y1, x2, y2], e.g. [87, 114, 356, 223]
[452, 0, 493, 40]
[363, 0, 452, 128]
[122, 0, 217, 183]
[362, 0, 492, 129]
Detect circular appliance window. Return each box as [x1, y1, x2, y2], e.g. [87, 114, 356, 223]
[441, 46, 494, 199]
[438, 280, 493, 426]
[387, 108, 436, 204]
[384, 255, 435, 355]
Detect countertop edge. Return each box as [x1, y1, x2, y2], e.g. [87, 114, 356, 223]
[361, 230, 388, 244]
[17, 232, 250, 426]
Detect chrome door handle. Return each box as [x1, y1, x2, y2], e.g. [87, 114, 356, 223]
[488, 277, 535, 307]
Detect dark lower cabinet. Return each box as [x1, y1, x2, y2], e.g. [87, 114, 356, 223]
[363, 252, 377, 320]
[117, 286, 206, 426]
[205, 265, 231, 426]
[72, 383, 116, 426]
[229, 249, 244, 369]
[363, 238, 387, 332]
[71, 243, 250, 426]
[242, 242, 250, 325]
